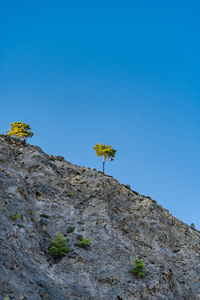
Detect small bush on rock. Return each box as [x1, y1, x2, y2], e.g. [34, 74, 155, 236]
[2, 207, 9, 214]
[50, 155, 55, 161]
[2, 207, 19, 221]
[10, 213, 19, 220]
[76, 235, 90, 248]
[67, 226, 75, 233]
[77, 234, 83, 240]
[56, 156, 65, 161]
[48, 232, 69, 258]
[130, 258, 146, 278]
[122, 227, 129, 234]
[18, 224, 25, 228]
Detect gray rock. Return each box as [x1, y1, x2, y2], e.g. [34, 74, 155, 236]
[0, 135, 200, 299]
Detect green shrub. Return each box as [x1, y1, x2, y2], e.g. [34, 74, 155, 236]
[18, 224, 25, 228]
[76, 235, 90, 248]
[48, 232, 69, 258]
[2, 207, 10, 214]
[56, 156, 64, 161]
[68, 192, 73, 197]
[2, 208, 19, 220]
[4, 297, 10, 300]
[190, 223, 195, 229]
[67, 226, 75, 234]
[130, 258, 146, 278]
[10, 213, 19, 220]
[50, 155, 55, 161]
[77, 234, 83, 240]
[122, 227, 129, 234]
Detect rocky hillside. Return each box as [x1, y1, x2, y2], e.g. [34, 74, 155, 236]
[0, 135, 200, 300]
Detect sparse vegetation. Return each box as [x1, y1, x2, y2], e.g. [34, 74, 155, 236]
[76, 235, 90, 248]
[68, 192, 73, 197]
[4, 297, 10, 300]
[18, 224, 25, 228]
[122, 227, 129, 234]
[67, 226, 75, 233]
[2, 207, 9, 214]
[6, 121, 33, 142]
[10, 213, 19, 220]
[77, 234, 83, 240]
[48, 232, 69, 258]
[130, 258, 146, 278]
[2, 207, 19, 221]
[190, 223, 195, 229]
[92, 143, 117, 174]
[56, 156, 65, 161]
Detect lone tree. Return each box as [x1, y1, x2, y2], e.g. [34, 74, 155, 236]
[7, 122, 33, 142]
[92, 143, 116, 174]
[48, 232, 69, 259]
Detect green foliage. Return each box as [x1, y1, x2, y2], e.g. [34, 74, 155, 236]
[6, 121, 33, 141]
[76, 235, 90, 248]
[10, 213, 19, 220]
[4, 297, 10, 300]
[68, 192, 73, 197]
[50, 155, 55, 161]
[67, 226, 75, 233]
[190, 223, 195, 229]
[130, 258, 146, 278]
[18, 224, 25, 228]
[2, 207, 19, 221]
[122, 227, 129, 234]
[92, 143, 117, 174]
[56, 156, 65, 161]
[2, 207, 9, 215]
[48, 232, 69, 258]
[92, 143, 116, 159]
[77, 234, 83, 241]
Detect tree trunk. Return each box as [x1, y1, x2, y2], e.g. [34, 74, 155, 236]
[103, 156, 106, 174]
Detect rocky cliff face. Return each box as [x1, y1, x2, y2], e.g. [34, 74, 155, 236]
[0, 135, 200, 300]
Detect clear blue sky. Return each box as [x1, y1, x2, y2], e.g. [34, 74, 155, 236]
[1, 1, 200, 228]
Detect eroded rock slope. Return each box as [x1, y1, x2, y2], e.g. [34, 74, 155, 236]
[0, 135, 200, 300]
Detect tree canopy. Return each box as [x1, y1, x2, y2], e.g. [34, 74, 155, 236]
[92, 143, 116, 174]
[7, 122, 33, 141]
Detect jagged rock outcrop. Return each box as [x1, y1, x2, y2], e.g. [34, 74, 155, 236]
[0, 135, 200, 300]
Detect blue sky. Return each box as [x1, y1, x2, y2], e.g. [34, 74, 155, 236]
[0, 1, 200, 228]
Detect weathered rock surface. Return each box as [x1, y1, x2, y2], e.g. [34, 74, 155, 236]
[0, 135, 200, 300]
